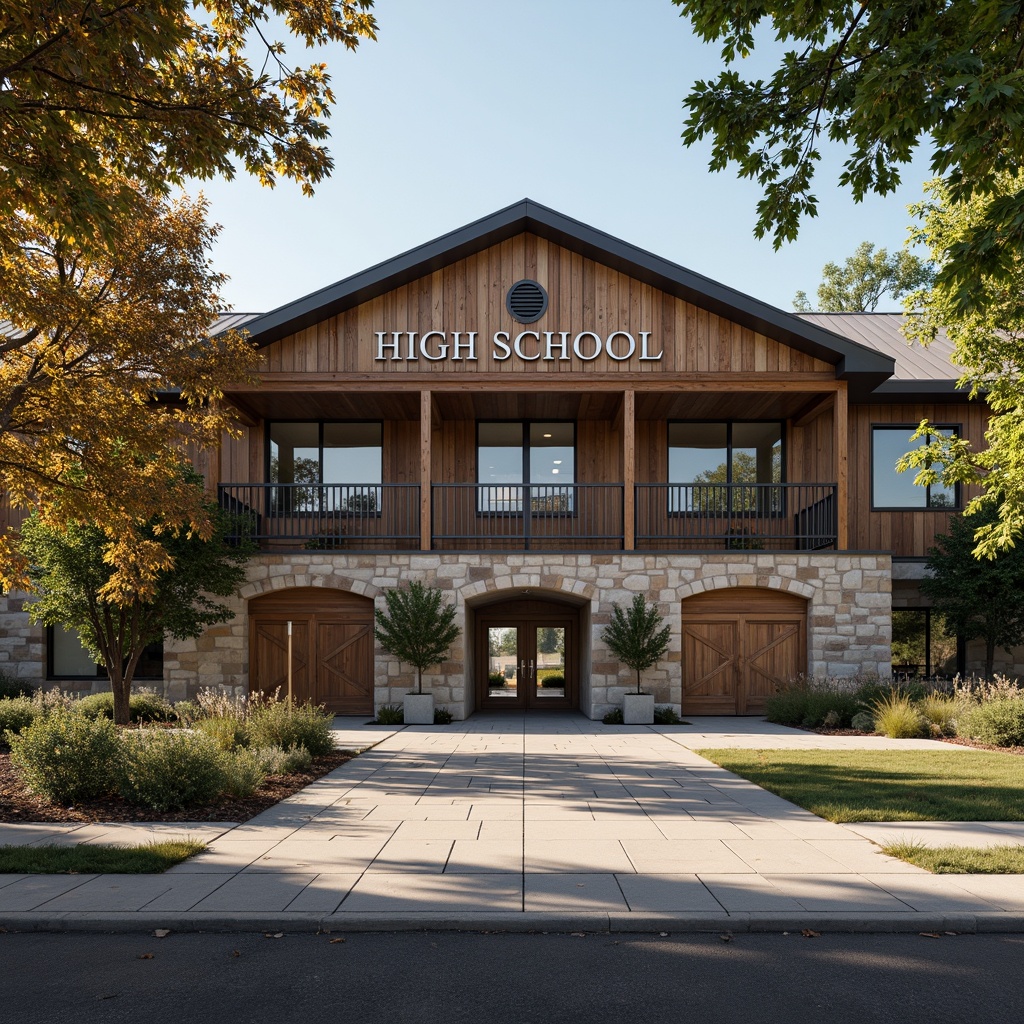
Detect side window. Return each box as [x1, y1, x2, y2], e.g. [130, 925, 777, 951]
[871, 426, 959, 510]
[48, 625, 163, 681]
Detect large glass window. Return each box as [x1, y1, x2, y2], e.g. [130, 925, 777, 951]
[872, 426, 959, 509]
[891, 609, 960, 678]
[477, 422, 575, 512]
[269, 422, 382, 512]
[48, 625, 163, 681]
[669, 421, 782, 512]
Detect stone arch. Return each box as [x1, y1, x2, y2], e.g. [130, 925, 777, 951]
[676, 574, 816, 603]
[239, 572, 381, 603]
[459, 573, 598, 607]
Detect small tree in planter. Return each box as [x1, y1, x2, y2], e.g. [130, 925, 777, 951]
[602, 595, 671, 724]
[374, 582, 460, 722]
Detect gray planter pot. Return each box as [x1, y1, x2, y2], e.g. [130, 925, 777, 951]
[403, 692, 434, 725]
[622, 692, 655, 725]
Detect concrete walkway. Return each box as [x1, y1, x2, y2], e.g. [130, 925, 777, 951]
[1, 714, 1022, 934]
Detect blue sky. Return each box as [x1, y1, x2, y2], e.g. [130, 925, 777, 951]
[199, 0, 937, 315]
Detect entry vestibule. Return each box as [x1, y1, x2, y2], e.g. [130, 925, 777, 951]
[475, 597, 580, 710]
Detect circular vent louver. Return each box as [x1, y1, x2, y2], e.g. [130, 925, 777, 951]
[506, 279, 549, 324]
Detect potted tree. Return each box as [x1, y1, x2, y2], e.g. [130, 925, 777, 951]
[601, 594, 671, 724]
[374, 581, 460, 724]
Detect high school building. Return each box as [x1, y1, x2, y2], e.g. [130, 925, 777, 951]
[3, 201, 1013, 717]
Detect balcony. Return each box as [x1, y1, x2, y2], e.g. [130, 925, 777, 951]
[218, 482, 838, 552]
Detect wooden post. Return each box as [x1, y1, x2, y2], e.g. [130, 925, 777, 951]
[623, 388, 635, 551]
[420, 390, 432, 552]
[834, 382, 849, 550]
[286, 620, 293, 702]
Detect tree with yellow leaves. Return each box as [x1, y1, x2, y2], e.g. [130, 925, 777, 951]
[0, 185, 259, 595]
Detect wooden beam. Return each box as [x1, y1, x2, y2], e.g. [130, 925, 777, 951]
[420, 390, 432, 552]
[623, 389, 635, 551]
[834, 381, 849, 550]
[792, 390, 836, 429]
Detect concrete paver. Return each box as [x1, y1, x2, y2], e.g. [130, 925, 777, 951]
[0, 713, 1021, 931]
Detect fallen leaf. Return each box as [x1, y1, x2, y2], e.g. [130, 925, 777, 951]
[801, 929, 820, 938]
[659, 932, 669, 937]
[329, 938, 346, 944]
[719, 933, 733, 943]
[137, 954, 154, 960]
[919, 932, 941, 939]
[231, 951, 241, 958]
[153, 929, 170, 938]
[264, 932, 284, 939]
[570, 932, 587, 938]
[944, 932, 959, 936]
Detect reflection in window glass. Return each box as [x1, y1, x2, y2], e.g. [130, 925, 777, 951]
[872, 427, 958, 509]
[487, 627, 518, 697]
[477, 422, 575, 512]
[891, 609, 959, 678]
[49, 626, 163, 680]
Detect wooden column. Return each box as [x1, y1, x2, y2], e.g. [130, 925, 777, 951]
[623, 388, 635, 550]
[834, 381, 849, 550]
[420, 390, 432, 552]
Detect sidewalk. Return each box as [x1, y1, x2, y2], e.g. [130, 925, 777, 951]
[1, 714, 1022, 934]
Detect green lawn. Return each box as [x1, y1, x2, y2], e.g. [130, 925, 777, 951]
[696, 749, 1024, 823]
[0, 840, 206, 874]
[881, 841, 1024, 874]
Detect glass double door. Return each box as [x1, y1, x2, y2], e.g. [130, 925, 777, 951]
[479, 606, 576, 710]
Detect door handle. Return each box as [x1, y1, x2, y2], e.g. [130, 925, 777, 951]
[529, 659, 534, 680]
[520, 659, 526, 678]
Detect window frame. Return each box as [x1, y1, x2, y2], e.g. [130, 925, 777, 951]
[265, 419, 385, 518]
[46, 626, 164, 682]
[890, 605, 965, 679]
[475, 419, 577, 518]
[870, 423, 961, 512]
[666, 419, 786, 518]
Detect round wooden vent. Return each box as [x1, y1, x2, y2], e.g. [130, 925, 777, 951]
[506, 280, 549, 324]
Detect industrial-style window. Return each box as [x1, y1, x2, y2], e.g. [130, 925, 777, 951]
[48, 625, 163, 681]
[268, 422, 382, 512]
[871, 425, 959, 510]
[891, 608, 962, 679]
[668, 421, 783, 513]
[477, 422, 575, 512]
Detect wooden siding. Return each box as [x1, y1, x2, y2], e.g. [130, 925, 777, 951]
[849, 402, 988, 555]
[256, 235, 835, 379]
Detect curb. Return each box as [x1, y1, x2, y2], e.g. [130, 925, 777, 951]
[3, 911, 1023, 935]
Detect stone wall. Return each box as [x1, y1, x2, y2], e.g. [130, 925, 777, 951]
[161, 551, 892, 719]
[0, 593, 44, 686]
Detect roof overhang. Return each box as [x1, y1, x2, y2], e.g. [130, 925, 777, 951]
[224, 199, 896, 397]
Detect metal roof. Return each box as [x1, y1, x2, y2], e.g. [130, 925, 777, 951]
[0, 312, 261, 340]
[227, 198, 897, 398]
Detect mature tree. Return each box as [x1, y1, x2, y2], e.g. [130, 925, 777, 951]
[601, 595, 671, 695]
[21, 472, 254, 724]
[793, 242, 934, 312]
[0, 186, 259, 595]
[374, 582, 461, 695]
[674, 1, 1024, 308]
[896, 175, 1024, 557]
[1, 1, 378, 248]
[920, 505, 1024, 678]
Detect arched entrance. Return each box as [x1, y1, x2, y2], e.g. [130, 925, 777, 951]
[474, 596, 580, 710]
[249, 587, 374, 715]
[681, 588, 807, 715]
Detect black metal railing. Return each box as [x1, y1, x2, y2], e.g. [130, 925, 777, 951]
[635, 483, 838, 550]
[432, 483, 624, 550]
[217, 483, 420, 550]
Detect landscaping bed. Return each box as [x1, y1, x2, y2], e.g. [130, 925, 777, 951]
[0, 748, 353, 824]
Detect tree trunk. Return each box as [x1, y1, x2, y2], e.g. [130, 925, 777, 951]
[635, 668, 642, 695]
[109, 667, 131, 726]
[416, 665, 423, 695]
[985, 639, 995, 680]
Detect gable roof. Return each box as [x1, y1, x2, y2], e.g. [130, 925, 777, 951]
[229, 198, 897, 398]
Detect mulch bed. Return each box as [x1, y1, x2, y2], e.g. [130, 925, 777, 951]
[800, 724, 1024, 755]
[0, 750, 353, 825]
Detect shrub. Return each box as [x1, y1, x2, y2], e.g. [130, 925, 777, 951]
[765, 681, 860, 728]
[653, 705, 684, 725]
[253, 744, 313, 775]
[0, 673, 34, 700]
[488, 672, 505, 687]
[540, 674, 565, 688]
[7, 709, 121, 804]
[917, 692, 965, 738]
[851, 710, 875, 732]
[78, 689, 175, 723]
[220, 747, 267, 798]
[0, 696, 39, 742]
[871, 693, 926, 739]
[118, 731, 227, 811]
[433, 705, 454, 725]
[246, 696, 334, 756]
[958, 698, 1024, 747]
[602, 707, 624, 725]
[374, 703, 404, 725]
[196, 715, 249, 751]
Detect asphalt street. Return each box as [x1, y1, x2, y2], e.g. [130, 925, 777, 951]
[3, 930, 1022, 1024]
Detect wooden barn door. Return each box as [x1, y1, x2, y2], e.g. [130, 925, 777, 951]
[249, 588, 374, 715]
[682, 589, 806, 715]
